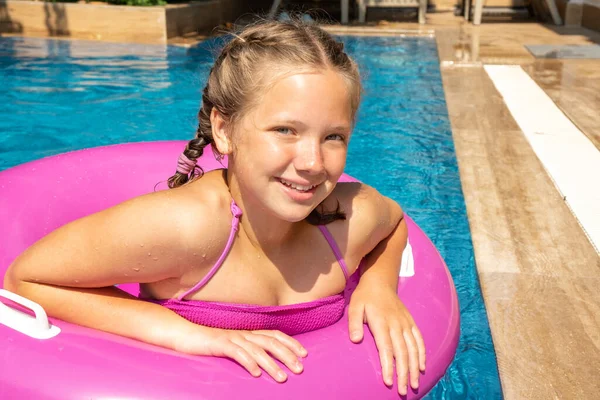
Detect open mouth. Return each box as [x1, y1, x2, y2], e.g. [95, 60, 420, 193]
[277, 178, 319, 193]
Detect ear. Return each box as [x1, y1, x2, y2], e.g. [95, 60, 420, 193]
[210, 107, 232, 155]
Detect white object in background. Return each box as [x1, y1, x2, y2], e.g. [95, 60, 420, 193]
[400, 238, 415, 277]
[0, 289, 61, 339]
[358, 0, 427, 25]
[472, 0, 562, 25]
[485, 65, 600, 254]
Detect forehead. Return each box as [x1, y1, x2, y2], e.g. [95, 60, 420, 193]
[249, 70, 353, 126]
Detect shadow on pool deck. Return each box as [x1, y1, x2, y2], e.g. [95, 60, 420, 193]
[43, 2, 71, 37]
[0, 0, 24, 36]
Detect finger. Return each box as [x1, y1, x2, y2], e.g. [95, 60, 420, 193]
[348, 301, 365, 343]
[403, 330, 420, 390]
[231, 336, 288, 383]
[370, 322, 394, 387]
[391, 329, 409, 396]
[412, 326, 426, 371]
[220, 341, 262, 378]
[253, 330, 307, 358]
[243, 332, 303, 375]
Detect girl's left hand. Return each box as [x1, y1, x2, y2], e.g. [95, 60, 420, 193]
[348, 282, 426, 396]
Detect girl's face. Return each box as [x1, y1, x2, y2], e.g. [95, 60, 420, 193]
[228, 69, 353, 222]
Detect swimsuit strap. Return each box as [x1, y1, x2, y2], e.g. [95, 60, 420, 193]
[177, 201, 349, 300]
[317, 225, 350, 281]
[177, 200, 242, 300]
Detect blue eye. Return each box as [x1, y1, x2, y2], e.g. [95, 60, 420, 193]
[326, 134, 345, 141]
[276, 127, 292, 135]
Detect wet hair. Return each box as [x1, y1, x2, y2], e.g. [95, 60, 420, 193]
[167, 18, 362, 225]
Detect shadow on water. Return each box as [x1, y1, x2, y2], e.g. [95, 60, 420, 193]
[0, 0, 24, 36]
[44, 2, 70, 37]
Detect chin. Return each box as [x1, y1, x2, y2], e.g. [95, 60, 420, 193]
[274, 206, 314, 223]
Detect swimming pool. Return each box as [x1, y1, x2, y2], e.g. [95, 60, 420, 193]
[0, 34, 502, 399]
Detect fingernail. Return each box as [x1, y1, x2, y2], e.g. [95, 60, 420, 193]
[277, 371, 287, 382]
[253, 369, 262, 377]
[351, 331, 361, 341]
[300, 347, 308, 356]
[294, 361, 303, 373]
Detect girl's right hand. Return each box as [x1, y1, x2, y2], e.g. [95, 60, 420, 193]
[176, 327, 307, 383]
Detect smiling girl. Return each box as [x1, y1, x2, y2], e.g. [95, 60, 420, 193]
[4, 19, 425, 396]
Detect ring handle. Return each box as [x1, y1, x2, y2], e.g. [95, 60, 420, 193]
[0, 289, 60, 339]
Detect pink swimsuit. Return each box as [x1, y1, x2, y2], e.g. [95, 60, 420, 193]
[149, 200, 358, 335]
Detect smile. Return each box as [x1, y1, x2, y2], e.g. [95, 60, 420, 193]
[278, 178, 318, 192]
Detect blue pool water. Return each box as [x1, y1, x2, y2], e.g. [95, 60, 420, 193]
[0, 35, 502, 399]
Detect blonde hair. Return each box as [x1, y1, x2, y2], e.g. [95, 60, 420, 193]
[168, 19, 362, 224]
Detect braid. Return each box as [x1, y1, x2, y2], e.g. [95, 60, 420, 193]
[167, 84, 217, 189]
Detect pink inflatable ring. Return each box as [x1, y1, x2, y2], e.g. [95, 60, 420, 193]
[0, 141, 459, 399]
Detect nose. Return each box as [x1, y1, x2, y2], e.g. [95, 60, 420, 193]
[294, 138, 325, 175]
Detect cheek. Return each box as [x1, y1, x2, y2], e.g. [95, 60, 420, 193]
[236, 134, 289, 175]
[325, 148, 347, 176]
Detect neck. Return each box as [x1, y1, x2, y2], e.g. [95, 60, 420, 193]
[225, 170, 302, 253]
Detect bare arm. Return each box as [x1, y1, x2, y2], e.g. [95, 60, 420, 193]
[3, 187, 307, 381]
[341, 184, 425, 395]
[358, 197, 407, 290]
[3, 187, 212, 349]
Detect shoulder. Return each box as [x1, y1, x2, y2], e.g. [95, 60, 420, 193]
[121, 171, 232, 249]
[91, 171, 233, 273]
[8, 171, 233, 287]
[324, 182, 403, 258]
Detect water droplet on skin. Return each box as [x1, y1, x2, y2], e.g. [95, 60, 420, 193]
[152, 257, 158, 261]
[140, 244, 145, 247]
[147, 252, 151, 256]
[133, 267, 140, 272]
[74, 279, 80, 283]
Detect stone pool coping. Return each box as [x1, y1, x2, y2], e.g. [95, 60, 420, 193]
[0, 0, 223, 44]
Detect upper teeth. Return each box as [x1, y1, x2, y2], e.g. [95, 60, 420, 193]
[280, 179, 316, 192]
